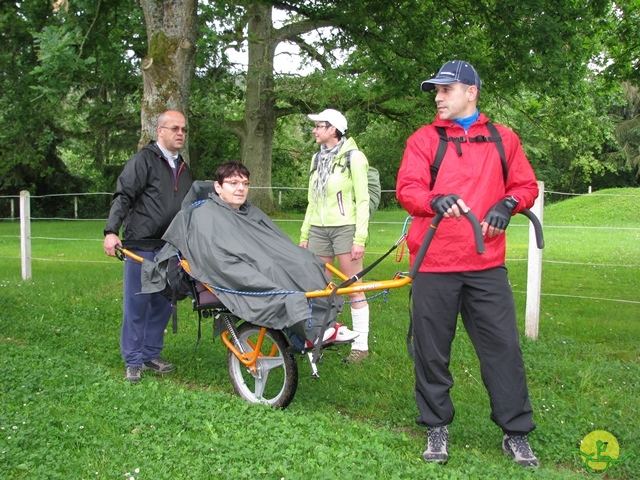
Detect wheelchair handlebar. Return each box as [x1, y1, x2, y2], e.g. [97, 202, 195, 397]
[114, 245, 144, 263]
[407, 202, 544, 280]
[520, 208, 545, 249]
[408, 200, 485, 279]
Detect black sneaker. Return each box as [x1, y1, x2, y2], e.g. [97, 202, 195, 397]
[124, 365, 142, 383]
[502, 434, 540, 467]
[142, 358, 176, 374]
[423, 426, 449, 463]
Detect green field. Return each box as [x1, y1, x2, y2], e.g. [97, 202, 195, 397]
[1, 188, 638, 479]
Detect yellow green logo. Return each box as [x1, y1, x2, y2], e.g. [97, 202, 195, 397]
[572, 430, 635, 475]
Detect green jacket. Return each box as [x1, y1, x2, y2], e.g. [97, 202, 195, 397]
[300, 137, 370, 246]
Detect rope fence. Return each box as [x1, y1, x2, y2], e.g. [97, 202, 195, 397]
[3, 184, 639, 339]
[2, 187, 638, 221]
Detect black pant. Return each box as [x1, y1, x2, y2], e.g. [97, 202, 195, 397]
[412, 266, 535, 434]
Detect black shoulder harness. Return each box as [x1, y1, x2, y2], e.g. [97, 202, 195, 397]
[430, 122, 508, 190]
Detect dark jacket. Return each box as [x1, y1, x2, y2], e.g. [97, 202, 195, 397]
[105, 141, 193, 250]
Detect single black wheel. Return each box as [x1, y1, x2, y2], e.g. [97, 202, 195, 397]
[227, 322, 298, 409]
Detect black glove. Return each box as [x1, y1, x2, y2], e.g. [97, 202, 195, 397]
[430, 194, 459, 215]
[484, 196, 518, 230]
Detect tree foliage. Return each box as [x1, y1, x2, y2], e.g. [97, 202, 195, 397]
[190, 0, 637, 211]
[611, 83, 640, 176]
[0, 0, 145, 197]
[602, 1, 640, 84]
[1, 0, 639, 204]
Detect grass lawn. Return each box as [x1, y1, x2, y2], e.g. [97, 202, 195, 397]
[0, 188, 638, 479]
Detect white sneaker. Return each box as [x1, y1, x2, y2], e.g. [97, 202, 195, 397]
[305, 326, 335, 348]
[305, 323, 359, 348]
[326, 323, 359, 344]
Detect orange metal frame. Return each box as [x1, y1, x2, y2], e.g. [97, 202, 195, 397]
[115, 209, 542, 376]
[117, 247, 411, 373]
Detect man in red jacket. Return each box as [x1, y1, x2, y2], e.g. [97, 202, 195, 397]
[396, 60, 540, 467]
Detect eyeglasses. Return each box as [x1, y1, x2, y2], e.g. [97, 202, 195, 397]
[313, 123, 331, 130]
[223, 180, 251, 189]
[160, 125, 188, 134]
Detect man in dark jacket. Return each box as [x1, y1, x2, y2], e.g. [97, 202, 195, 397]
[104, 110, 193, 383]
[396, 61, 540, 467]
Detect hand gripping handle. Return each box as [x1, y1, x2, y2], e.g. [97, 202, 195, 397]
[408, 197, 485, 279]
[114, 245, 144, 263]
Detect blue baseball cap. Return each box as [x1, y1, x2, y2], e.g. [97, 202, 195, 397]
[421, 60, 482, 92]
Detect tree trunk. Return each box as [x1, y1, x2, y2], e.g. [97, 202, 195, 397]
[242, 2, 277, 213]
[139, 0, 197, 163]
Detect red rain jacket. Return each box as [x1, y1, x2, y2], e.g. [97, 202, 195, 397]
[396, 113, 538, 273]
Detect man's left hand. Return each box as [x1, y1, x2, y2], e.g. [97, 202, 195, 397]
[482, 197, 517, 237]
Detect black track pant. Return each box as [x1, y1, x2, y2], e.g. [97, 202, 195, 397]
[412, 266, 535, 435]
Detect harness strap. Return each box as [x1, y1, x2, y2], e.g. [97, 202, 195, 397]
[309, 150, 355, 176]
[485, 122, 508, 184]
[339, 150, 353, 174]
[341, 233, 406, 286]
[406, 285, 414, 357]
[171, 303, 178, 334]
[430, 127, 449, 190]
[430, 122, 508, 189]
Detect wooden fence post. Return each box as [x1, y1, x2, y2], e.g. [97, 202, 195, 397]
[20, 190, 32, 280]
[525, 181, 544, 339]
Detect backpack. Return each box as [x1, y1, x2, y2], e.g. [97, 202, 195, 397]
[158, 253, 194, 334]
[430, 122, 508, 189]
[311, 149, 381, 218]
[160, 254, 193, 304]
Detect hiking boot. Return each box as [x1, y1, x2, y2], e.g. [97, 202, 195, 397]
[124, 365, 142, 383]
[305, 323, 359, 348]
[142, 357, 176, 374]
[423, 426, 449, 463]
[502, 434, 540, 467]
[342, 349, 370, 364]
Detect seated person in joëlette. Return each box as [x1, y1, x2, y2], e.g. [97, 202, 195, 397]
[142, 161, 358, 348]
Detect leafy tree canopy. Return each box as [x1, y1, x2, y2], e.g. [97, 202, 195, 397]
[1, 0, 639, 203]
[0, 0, 144, 196]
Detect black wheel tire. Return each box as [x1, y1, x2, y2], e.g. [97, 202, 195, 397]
[227, 322, 298, 409]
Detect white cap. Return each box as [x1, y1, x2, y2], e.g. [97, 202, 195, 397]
[307, 109, 348, 134]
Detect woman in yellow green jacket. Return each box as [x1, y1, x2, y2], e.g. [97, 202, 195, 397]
[300, 109, 371, 364]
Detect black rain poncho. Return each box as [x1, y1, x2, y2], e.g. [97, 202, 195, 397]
[142, 192, 343, 342]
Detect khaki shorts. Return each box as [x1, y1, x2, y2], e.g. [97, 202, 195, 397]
[308, 225, 356, 257]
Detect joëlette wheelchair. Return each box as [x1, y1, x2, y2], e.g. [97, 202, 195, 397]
[116, 240, 417, 409]
[116, 190, 543, 409]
